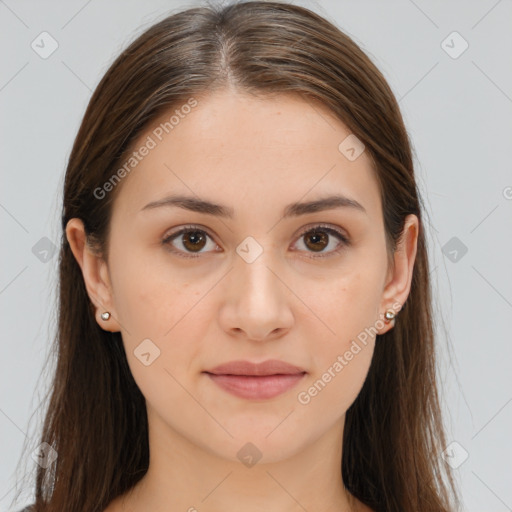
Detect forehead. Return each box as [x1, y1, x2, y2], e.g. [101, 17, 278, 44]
[111, 90, 382, 222]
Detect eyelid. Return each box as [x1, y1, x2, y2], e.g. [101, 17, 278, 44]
[162, 224, 219, 258]
[295, 222, 349, 241]
[292, 223, 350, 258]
[162, 222, 350, 259]
[162, 224, 217, 245]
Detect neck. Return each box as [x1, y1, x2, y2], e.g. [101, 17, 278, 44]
[116, 406, 360, 512]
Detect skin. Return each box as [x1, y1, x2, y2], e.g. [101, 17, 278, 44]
[67, 89, 418, 512]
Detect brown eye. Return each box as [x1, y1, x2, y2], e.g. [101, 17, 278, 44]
[304, 230, 329, 252]
[163, 223, 350, 260]
[181, 230, 207, 252]
[293, 224, 350, 258]
[163, 227, 217, 259]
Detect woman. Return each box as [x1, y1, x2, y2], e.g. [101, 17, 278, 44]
[14, 1, 460, 511]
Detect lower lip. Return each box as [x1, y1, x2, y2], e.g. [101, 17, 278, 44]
[205, 372, 306, 400]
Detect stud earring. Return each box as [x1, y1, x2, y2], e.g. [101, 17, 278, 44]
[100, 311, 111, 321]
[384, 310, 396, 323]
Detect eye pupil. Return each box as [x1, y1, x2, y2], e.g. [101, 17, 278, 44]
[183, 231, 206, 251]
[305, 231, 328, 252]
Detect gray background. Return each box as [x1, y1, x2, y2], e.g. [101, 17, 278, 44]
[1, 0, 511, 510]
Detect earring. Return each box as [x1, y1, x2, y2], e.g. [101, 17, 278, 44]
[384, 309, 396, 323]
[100, 311, 111, 321]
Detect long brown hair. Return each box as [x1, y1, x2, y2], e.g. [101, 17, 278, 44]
[13, 1, 460, 510]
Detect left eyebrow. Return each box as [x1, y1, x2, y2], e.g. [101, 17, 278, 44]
[139, 193, 367, 218]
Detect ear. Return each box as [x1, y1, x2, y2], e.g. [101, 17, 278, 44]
[65, 218, 121, 332]
[377, 214, 419, 335]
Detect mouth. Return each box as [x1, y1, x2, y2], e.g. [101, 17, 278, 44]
[203, 359, 307, 400]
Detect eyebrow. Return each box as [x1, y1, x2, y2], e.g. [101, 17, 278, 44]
[140, 193, 367, 218]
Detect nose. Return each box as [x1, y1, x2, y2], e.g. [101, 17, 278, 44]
[218, 246, 294, 342]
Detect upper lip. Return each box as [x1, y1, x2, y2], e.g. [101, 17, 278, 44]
[204, 359, 306, 376]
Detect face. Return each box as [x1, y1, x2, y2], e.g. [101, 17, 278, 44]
[69, 90, 417, 465]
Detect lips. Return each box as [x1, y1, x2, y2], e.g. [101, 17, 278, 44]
[203, 359, 307, 400]
[206, 359, 306, 376]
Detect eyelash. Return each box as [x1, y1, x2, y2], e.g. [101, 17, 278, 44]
[162, 223, 350, 260]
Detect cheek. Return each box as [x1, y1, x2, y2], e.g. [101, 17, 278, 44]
[298, 269, 381, 405]
[108, 245, 211, 382]
[295, 339, 374, 426]
[308, 268, 383, 347]
[108, 242, 196, 337]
